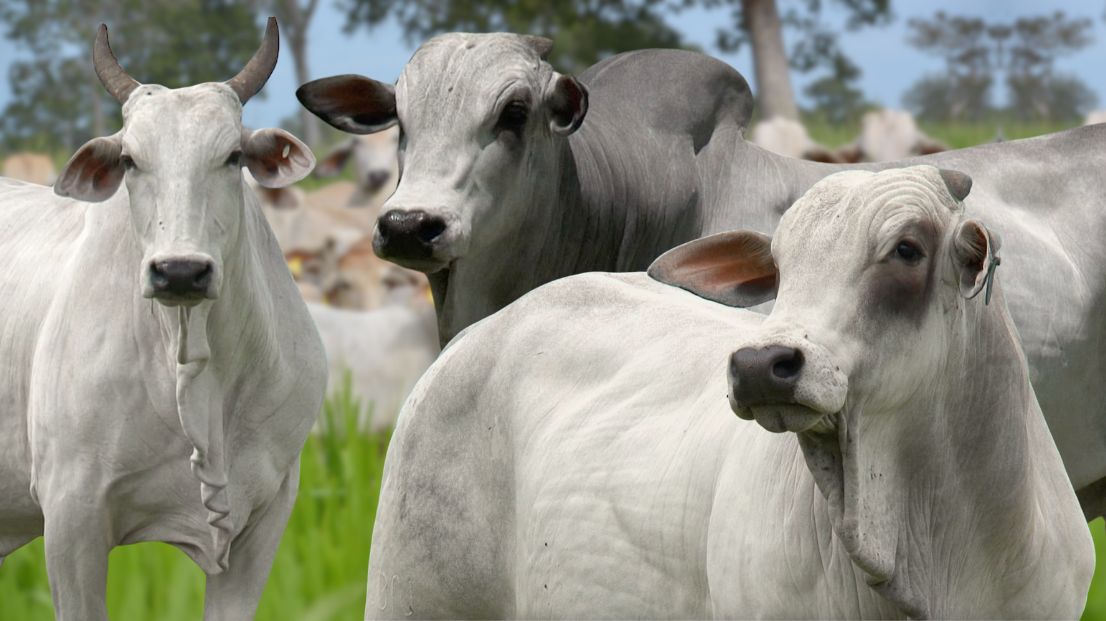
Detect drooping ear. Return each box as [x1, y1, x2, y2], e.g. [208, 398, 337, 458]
[315, 138, 355, 178]
[546, 74, 588, 136]
[647, 230, 778, 307]
[296, 74, 398, 135]
[54, 135, 125, 202]
[242, 128, 316, 188]
[950, 218, 1001, 300]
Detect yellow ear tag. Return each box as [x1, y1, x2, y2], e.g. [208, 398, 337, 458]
[287, 256, 303, 279]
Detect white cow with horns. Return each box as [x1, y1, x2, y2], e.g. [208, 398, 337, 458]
[0, 18, 325, 620]
[366, 166, 1091, 619]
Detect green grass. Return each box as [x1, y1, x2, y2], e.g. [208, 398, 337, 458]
[0, 378, 389, 621]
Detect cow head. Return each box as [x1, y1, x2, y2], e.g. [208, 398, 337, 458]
[54, 18, 314, 307]
[297, 33, 588, 273]
[650, 165, 1001, 616]
[316, 128, 400, 198]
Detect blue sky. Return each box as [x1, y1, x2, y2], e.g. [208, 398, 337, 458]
[0, 0, 1103, 130]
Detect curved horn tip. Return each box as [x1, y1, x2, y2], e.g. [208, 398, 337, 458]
[226, 16, 280, 105]
[93, 22, 140, 104]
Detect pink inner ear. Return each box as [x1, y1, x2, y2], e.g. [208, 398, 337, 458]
[648, 230, 778, 307]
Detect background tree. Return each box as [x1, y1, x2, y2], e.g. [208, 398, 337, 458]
[1004, 12, 1095, 122]
[802, 53, 870, 125]
[902, 13, 993, 122]
[270, 0, 321, 147]
[338, 0, 688, 75]
[0, 0, 263, 153]
[690, 0, 891, 121]
[903, 10, 1096, 124]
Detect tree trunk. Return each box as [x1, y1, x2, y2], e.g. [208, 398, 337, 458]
[290, 33, 320, 147]
[275, 0, 321, 147]
[742, 0, 799, 121]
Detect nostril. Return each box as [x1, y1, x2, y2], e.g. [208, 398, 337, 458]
[417, 218, 447, 243]
[771, 349, 804, 380]
[193, 263, 213, 287]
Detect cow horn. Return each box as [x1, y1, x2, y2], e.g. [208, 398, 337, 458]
[939, 168, 973, 202]
[521, 35, 554, 60]
[93, 24, 141, 104]
[226, 16, 279, 104]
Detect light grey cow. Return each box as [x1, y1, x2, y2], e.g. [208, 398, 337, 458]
[365, 166, 1091, 619]
[0, 19, 325, 620]
[315, 126, 400, 209]
[298, 34, 1106, 517]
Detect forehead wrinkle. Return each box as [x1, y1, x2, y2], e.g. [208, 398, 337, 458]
[124, 91, 241, 165]
[400, 35, 547, 126]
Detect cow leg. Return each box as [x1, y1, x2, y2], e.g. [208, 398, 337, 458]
[202, 462, 298, 621]
[42, 503, 113, 621]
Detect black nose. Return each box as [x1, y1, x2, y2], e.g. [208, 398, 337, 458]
[366, 169, 391, 191]
[375, 209, 447, 261]
[729, 345, 804, 406]
[150, 259, 213, 298]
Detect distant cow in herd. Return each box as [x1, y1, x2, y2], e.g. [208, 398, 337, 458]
[1, 152, 57, 186]
[753, 109, 947, 164]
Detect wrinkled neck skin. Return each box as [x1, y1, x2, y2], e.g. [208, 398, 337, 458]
[795, 287, 1075, 618]
[131, 181, 283, 570]
[431, 136, 586, 345]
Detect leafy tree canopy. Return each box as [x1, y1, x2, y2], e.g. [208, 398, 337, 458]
[0, 0, 263, 153]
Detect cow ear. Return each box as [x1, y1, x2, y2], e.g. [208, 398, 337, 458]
[243, 128, 316, 188]
[951, 218, 1001, 300]
[648, 230, 778, 307]
[297, 74, 398, 135]
[546, 74, 588, 136]
[55, 135, 124, 202]
[315, 138, 355, 178]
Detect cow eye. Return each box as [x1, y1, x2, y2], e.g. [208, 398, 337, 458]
[121, 154, 136, 170]
[893, 240, 924, 264]
[225, 151, 243, 167]
[497, 101, 529, 134]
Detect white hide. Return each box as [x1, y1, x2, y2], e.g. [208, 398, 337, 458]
[364, 167, 1091, 619]
[309, 300, 438, 432]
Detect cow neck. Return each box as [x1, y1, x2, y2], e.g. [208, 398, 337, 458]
[433, 136, 585, 346]
[140, 189, 278, 573]
[795, 289, 1063, 618]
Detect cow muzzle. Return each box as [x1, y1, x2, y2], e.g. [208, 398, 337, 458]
[145, 254, 218, 305]
[373, 209, 453, 272]
[728, 335, 847, 433]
